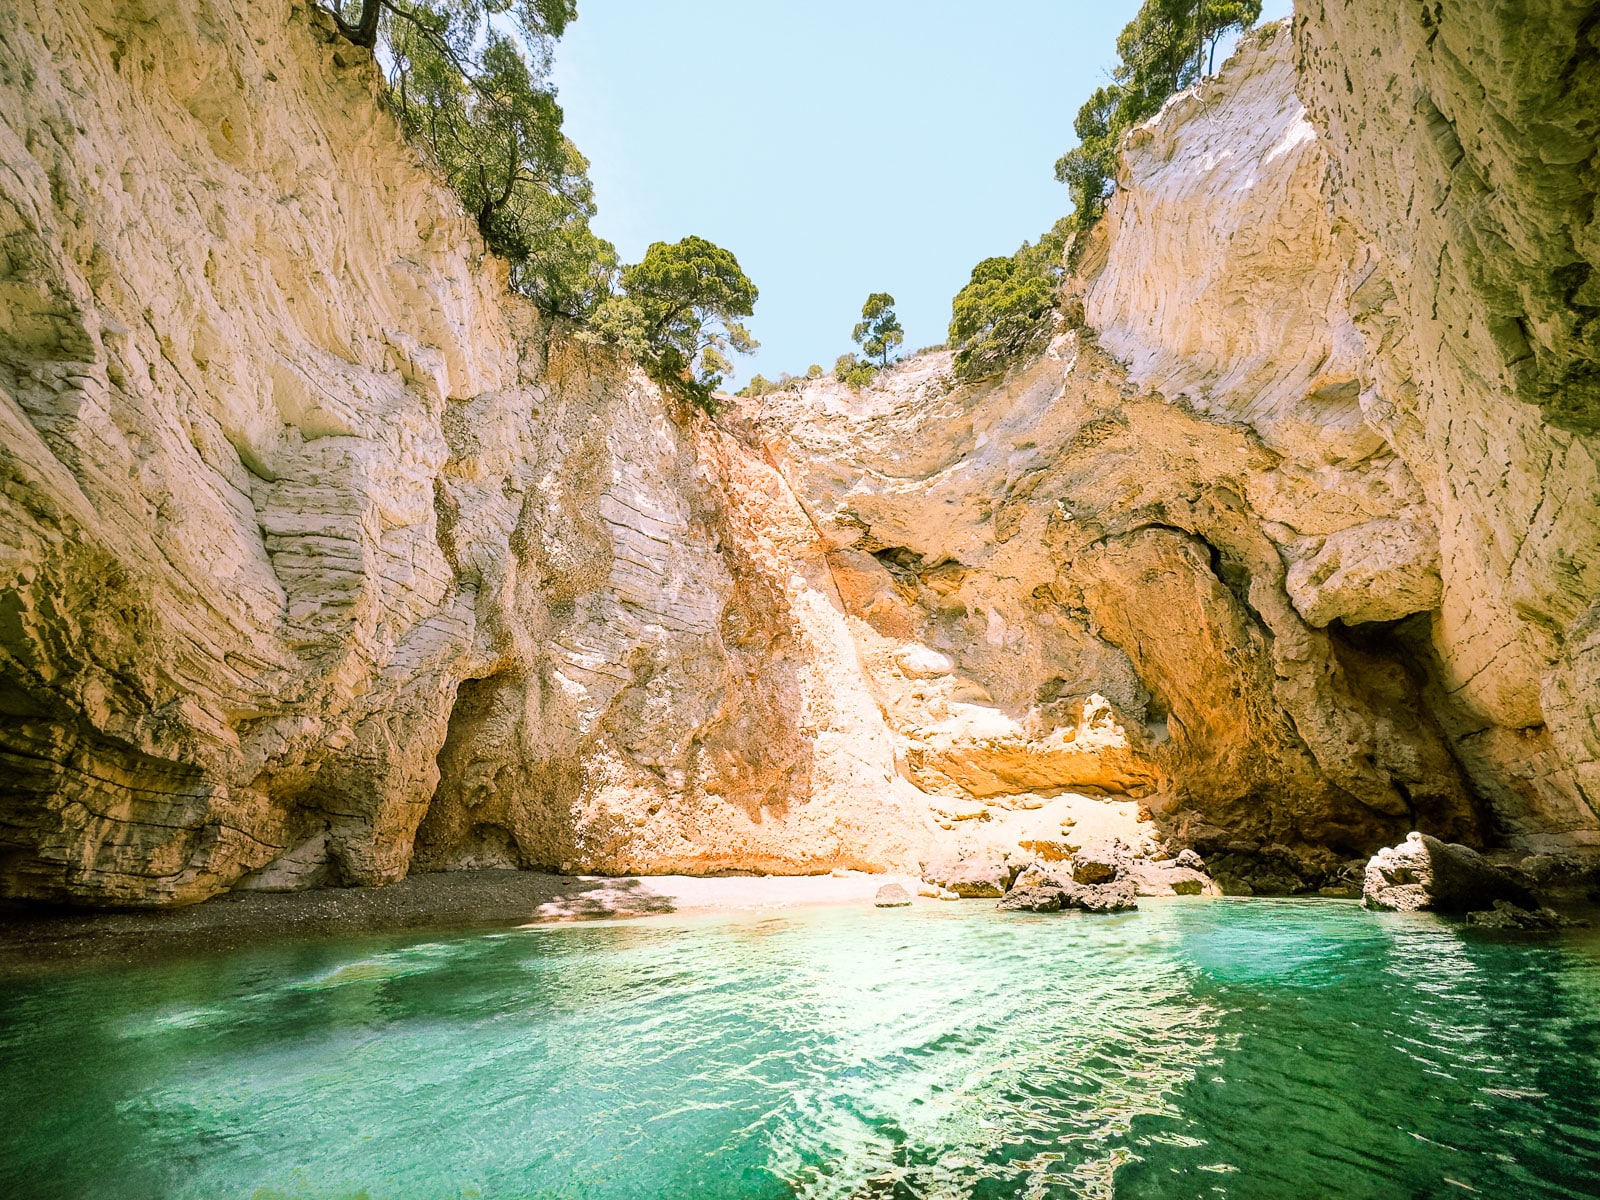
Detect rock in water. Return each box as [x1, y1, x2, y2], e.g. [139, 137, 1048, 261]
[997, 886, 1064, 913]
[1363, 832, 1537, 913]
[1009, 862, 1061, 891]
[1465, 900, 1588, 931]
[1070, 841, 1124, 885]
[997, 860, 1137, 913]
[1060, 879, 1139, 914]
[874, 883, 912, 908]
[1125, 861, 1214, 897]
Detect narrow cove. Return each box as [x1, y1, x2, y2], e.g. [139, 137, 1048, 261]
[4, 899, 1599, 1200]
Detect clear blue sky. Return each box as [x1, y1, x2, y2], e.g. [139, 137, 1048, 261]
[552, 1, 1291, 384]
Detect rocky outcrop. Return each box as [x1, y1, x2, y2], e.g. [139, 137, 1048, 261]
[0, 0, 933, 905]
[998, 843, 1153, 914]
[749, 27, 1483, 893]
[1363, 832, 1536, 914]
[1, 2, 1595, 906]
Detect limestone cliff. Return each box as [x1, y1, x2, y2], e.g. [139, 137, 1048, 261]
[2, 1, 1595, 907]
[1292, 0, 1600, 853]
[0, 0, 931, 905]
[746, 15, 1599, 889]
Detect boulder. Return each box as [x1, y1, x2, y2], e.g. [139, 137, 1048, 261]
[1010, 862, 1063, 891]
[997, 886, 1064, 913]
[1060, 878, 1139, 914]
[1363, 832, 1537, 914]
[1070, 840, 1124, 885]
[924, 853, 1013, 898]
[874, 883, 912, 908]
[1125, 860, 1214, 897]
[1174, 848, 1206, 872]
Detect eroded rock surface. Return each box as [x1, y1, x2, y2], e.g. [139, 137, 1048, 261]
[1363, 832, 1537, 914]
[2, 3, 1597, 906]
[0, 0, 933, 905]
[1294, 2, 1600, 852]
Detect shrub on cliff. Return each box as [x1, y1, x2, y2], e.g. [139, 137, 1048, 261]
[947, 216, 1072, 381]
[736, 365, 824, 399]
[323, 1, 615, 319]
[946, 1, 1261, 384]
[589, 237, 759, 412]
[834, 353, 879, 389]
[1054, 0, 1261, 230]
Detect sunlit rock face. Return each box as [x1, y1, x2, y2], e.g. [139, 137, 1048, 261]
[1291, 1, 1600, 851]
[0, 0, 931, 905]
[1, 1, 1594, 907]
[747, 23, 1491, 888]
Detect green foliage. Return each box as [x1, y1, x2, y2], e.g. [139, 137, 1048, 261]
[329, 5, 760, 412]
[851, 293, 904, 368]
[1053, 0, 1261, 231]
[592, 237, 759, 411]
[327, 1, 575, 50]
[834, 353, 879, 390]
[735, 363, 823, 398]
[947, 216, 1074, 381]
[327, 2, 615, 319]
[1198, 1, 1265, 73]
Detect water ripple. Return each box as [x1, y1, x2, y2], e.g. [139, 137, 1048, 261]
[1, 902, 1598, 1199]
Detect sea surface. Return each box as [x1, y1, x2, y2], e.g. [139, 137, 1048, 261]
[3, 898, 1598, 1199]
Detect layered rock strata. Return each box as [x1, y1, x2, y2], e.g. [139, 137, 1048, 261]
[0, 0, 932, 905]
[1, 1, 1596, 907]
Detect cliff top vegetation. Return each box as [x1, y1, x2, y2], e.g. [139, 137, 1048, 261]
[321, 1, 757, 410]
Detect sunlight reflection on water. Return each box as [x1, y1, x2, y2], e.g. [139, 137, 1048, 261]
[3, 900, 1599, 1200]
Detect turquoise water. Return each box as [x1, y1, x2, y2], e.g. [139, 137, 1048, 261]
[2, 899, 1599, 1199]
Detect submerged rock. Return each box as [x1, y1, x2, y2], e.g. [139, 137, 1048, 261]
[1465, 900, 1588, 931]
[1363, 832, 1537, 914]
[874, 883, 912, 908]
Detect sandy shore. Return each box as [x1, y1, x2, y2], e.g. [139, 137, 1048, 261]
[0, 869, 933, 975]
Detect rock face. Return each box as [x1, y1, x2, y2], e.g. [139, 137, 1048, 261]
[1363, 832, 1537, 914]
[749, 16, 1598, 893]
[1, 2, 1596, 906]
[0, 0, 932, 905]
[1293, 2, 1600, 853]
